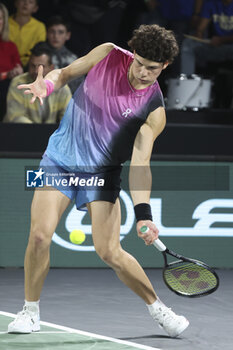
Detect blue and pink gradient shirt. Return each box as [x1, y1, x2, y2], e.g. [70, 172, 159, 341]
[45, 46, 164, 172]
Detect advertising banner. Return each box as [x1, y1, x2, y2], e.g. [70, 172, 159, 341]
[0, 159, 232, 268]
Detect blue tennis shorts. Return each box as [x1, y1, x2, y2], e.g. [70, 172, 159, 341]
[39, 154, 122, 211]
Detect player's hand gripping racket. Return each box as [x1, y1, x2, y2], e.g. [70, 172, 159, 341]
[140, 226, 219, 297]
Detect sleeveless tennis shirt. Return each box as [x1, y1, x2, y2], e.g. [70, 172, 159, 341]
[45, 46, 164, 172]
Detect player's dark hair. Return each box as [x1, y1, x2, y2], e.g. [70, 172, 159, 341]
[30, 42, 53, 65]
[128, 24, 179, 64]
[46, 15, 71, 32]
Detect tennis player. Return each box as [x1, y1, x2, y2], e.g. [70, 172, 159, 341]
[8, 24, 189, 337]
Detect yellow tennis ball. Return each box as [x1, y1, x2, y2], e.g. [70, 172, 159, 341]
[69, 229, 86, 245]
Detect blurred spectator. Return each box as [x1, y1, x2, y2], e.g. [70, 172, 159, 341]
[9, 0, 46, 68]
[137, 0, 204, 77]
[62, 0, 127, 57]
[42, 15, 83, 93]
[140, 0, 199, 29]
[33, 0, 61, 22]
[156, 0, 203, 38]
[180, 0, 233, 75]
[46, 16, 76, 68]
[4, 44, 71, 123]
[0, 2, 23, 121]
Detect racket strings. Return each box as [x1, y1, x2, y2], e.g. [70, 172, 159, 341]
[164, 262, 218, 296]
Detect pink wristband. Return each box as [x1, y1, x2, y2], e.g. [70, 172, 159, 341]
[44, 79, 54, 96]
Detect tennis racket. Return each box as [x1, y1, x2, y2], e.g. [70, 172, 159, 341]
[140, 226, 219, 297]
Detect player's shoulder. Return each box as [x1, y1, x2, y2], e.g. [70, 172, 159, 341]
[94, 43, 133, 67]
[113, 45, 133, 58]
[86, 43, 132, 70]
[93, 43, 132, 58]
[102, 43, 133, 60]
[93, 42, 115, 58]
[86, 43, 114, 68]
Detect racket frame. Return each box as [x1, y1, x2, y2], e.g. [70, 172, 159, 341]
[160, 247, 220, 298]
[140, 226, 219, 297]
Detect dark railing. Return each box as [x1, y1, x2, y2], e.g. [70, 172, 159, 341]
[0, 110, 233, 160]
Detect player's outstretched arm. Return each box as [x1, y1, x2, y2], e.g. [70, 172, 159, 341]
[18, 43, 115, 105]
[129, 107, 166, 245]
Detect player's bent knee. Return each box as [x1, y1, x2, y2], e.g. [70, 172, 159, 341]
[95, 246, 121, 269]
[28, 227, 53, 249]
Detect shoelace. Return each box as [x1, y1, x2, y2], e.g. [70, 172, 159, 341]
[154, 307, 177, 325]
[16, 306, 36, 320]
[11, 307, 37, 328]
[18, 306, 27, 313]
[16, 308, 30, 318]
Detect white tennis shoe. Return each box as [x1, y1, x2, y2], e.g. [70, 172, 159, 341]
[8, 305, 40, 333]
[151, 304, 189, 337]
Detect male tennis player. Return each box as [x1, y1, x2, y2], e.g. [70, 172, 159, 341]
[8, 24, 189, 337]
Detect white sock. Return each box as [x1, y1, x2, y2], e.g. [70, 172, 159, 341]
[147, 299, 165, 318]
[24, 300, 40, 313]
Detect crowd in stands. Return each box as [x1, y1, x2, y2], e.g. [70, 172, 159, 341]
[3, 44, 71, 123]
[1, 0, 233, 122]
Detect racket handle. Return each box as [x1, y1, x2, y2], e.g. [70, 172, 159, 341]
[152, 239, 167, 252]
[140, 225, 167, 252]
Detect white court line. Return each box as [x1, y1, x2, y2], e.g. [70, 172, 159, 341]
[0, 331, 68, 334]
[0, 311, 161, 350]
